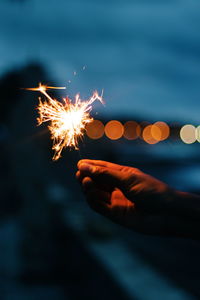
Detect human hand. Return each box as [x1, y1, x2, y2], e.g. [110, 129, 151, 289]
[76, 159, 179, 236]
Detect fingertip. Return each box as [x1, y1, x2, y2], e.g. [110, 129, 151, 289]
[82, 176, 93, 191]
[78, 163, 97, 173]
[77, 159, 95, 168]
[76, 170, 81, 180]
[77, 160, 83, 169]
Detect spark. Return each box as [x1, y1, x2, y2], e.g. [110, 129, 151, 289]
[25, 83, 66, 102]
[26, 83, 104, 161]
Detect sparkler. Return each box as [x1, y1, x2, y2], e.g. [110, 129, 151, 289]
[26, 83, 104, 160]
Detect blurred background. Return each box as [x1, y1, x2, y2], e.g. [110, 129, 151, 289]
[1, 0, 200, 299]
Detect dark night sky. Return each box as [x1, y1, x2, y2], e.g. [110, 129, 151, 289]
[1, 0, 200, 122]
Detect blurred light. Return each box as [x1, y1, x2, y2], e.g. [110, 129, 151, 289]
[151, 124, 162, 141]
[86, 120, 104, 139]
[196, 126, 200, 143]
[142, 125, 158, 144]
[138, 121, 150, 139]
[123, 121, 141, 140]
[153, 121, 170, 141]
[105, 120, 124, 140]
[180, 124, 196, 144]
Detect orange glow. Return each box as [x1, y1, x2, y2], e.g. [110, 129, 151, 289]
[123, 121, 141, 140]
[138, 121, 151, 139]
[86, 120, 104, 139]
[25, 83, 66, 92]
[151, 124, 162, 141]
[142, 125, 158, 144]
[154, 122, 170, 141]
[25, 83, 66, 101]
[105, 120, 124, 140]
[180, 124, 196, 144]
[26, 84, 103, 160]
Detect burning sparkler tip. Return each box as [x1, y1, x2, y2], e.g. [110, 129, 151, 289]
[26, 82, 104, 160]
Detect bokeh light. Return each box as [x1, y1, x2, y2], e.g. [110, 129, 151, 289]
[151, 124, 162, 141]
[142, 125, 158, 144]
[105, 120, 124, 140]
[86, 119, 104, 139]
[123, 121, 141, 140]
[153, 122, 170, 141]
[180, 124, 196, 144]
[138, 121, 151, 139]
[196, 125, 200, 143]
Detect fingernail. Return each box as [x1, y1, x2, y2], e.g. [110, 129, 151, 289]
[78, 160, 89, 169]
[77, 159, 84, 166]
[79, 163, 96, 173]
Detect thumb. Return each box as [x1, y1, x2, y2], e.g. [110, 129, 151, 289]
[78, 162, 136, 195]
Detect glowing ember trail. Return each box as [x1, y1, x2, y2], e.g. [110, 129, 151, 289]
[26, 83, 104, 160]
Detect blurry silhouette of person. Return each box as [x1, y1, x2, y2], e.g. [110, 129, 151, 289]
[77, 159, 200, 239]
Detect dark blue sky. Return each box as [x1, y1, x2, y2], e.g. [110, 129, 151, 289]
[1, 0, 200, 122]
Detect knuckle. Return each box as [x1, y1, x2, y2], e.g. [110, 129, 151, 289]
[121, 166, 141, 176]
[96, 167, 108, 177]
[130, 167, 141, 174]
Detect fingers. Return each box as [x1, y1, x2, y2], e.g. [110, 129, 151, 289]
[76, 170, 85, 183]
[78, 162, 132, 192]
[81, 177, 111, 217]
[82, 177, 111, 204]
[76, 170, 81, 181]
[77, 159, 128, 171]
[77, 160, 141, 201]
[82, 176, 93, 191]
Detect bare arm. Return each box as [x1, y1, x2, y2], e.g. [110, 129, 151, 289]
[76, 159, 200, 239]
